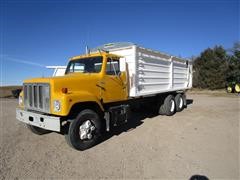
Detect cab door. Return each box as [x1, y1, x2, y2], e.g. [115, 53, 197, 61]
[101, 57, 127, 103]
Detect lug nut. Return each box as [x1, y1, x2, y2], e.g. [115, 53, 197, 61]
[90, 126, 95, 131]
[87, 134, 92, 139]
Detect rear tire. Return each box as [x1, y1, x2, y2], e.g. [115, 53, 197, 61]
[182, 93, 187, 108]
[158, 97, 166, 115]
[158, 94, 176, 116]
[175, 93, 184, 112]
[27, 124, 50, 135]
[65, 109, 103, 151]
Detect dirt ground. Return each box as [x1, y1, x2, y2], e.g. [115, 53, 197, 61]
[0, 93, 239, 179]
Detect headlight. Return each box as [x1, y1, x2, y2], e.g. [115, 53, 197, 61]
[18, 96, 23, 105]
[53, 100, 61, 112]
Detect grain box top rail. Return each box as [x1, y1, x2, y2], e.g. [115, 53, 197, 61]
[90, 42, 190, 63]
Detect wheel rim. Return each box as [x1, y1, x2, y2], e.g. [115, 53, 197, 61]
[179, 97, 183, 108]
[170, 99, 175, 112]
[227, 86, 232, 93]
[79, 120, 96, 140]
[235, 84, 240, 93]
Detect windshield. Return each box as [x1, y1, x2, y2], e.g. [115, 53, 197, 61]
[65, 56, 103, 74]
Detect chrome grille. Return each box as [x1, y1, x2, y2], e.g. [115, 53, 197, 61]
[23, 83, 50, 113]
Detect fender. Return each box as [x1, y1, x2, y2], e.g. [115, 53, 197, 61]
[52, 91, 104, 116]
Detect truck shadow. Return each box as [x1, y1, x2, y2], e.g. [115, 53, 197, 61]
[101, 99, 194, 143]
[187, 99, 193, 106]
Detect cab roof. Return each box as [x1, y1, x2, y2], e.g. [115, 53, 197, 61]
[69, 52, 121, 61]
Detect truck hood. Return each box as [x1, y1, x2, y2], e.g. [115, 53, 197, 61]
[24, 73, 101, 93]
[24, 77, 52, 84]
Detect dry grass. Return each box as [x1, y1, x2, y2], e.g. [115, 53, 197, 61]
[188, 88, 239, 97]
[0, 86, 22, 98]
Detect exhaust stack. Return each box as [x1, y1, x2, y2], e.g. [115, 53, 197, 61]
[85, 45, 90, 55]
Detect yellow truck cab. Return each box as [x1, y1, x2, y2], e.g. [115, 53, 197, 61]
[16, 42, 192, 150]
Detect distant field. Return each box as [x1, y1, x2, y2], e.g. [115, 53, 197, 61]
[0, 86, 22, 98]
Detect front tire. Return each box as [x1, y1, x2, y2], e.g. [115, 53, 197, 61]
[27, 124, 50, 135]
[65, 109, 103, 151]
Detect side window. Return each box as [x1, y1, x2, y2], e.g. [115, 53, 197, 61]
[94, 62, 102, 72]
[106, 58, 120, 75]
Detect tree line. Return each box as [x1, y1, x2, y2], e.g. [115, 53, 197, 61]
[192, 42, 240, 90]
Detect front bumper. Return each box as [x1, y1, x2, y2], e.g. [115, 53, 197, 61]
[16, 108, 61, 132]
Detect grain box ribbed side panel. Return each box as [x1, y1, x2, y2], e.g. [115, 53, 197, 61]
[136, 46, 172, 96]
[172, 61, 188, 89]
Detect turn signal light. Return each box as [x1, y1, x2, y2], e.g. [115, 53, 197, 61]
[62, 88, 68, 94]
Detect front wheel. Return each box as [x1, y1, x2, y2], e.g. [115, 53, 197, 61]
[65, 109, 103, 151]
[27, 124, 50, 135]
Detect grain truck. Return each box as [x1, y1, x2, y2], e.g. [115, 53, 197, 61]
[16, 42, 192, 150]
